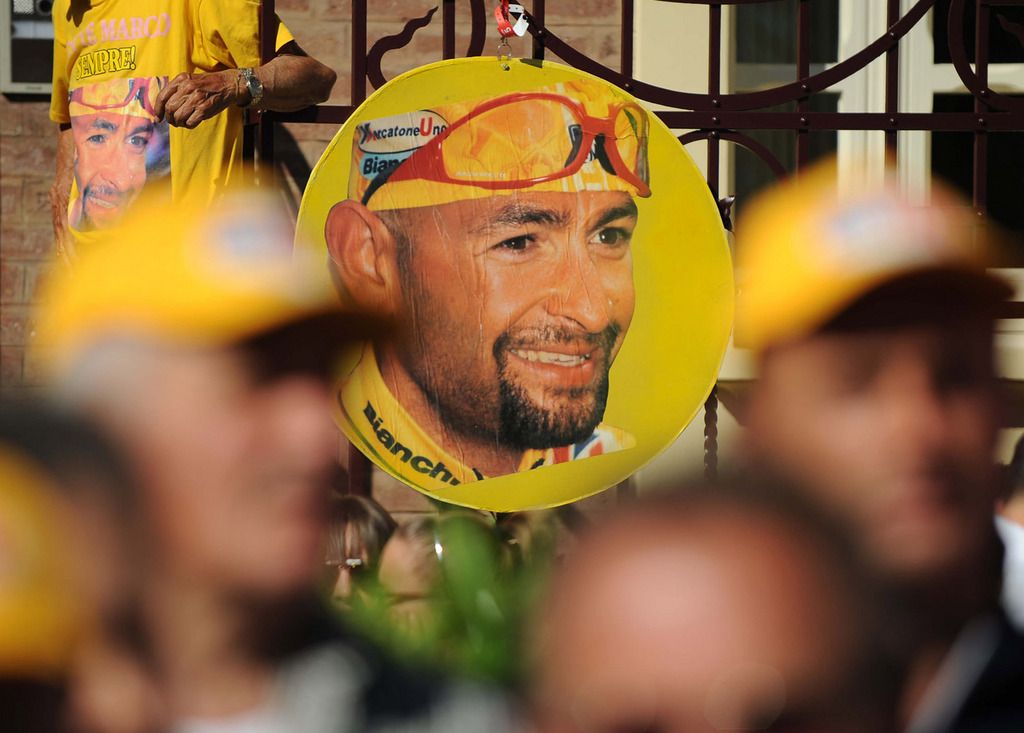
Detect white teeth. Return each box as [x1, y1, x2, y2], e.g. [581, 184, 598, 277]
[512, 349, 590, 366]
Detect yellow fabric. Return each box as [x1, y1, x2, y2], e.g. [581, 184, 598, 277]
[734, 161, 1011, 352]
[50, 0, 294, 247]
[0, 450, 81, 680]
[35, 189, 341, 381]
[350, 78, 650, 211]
[334, 344, 636, 496]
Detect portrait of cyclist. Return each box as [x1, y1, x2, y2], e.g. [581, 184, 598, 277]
[68, 76, 170, 231]
[325, 78, 648, 490]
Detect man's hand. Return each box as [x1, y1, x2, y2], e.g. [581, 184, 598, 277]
[153, 70, 244, 129]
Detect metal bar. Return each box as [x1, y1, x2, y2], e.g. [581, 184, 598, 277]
[654, 110, 1023, 130]
[796, 0, 810, 171]
[267, 109, 1024, 133]
[707, 2, 721, 196]
[259, 0, 276, 64]
[704, 386, 719, 483]
[348, 444, 373, 496]
[242, 122, 255, 165]
[704, 3, 722, 481]
[885, 0, 900, 158]
[256, 0, 276, 182]
[352, 0, 368, 105]
[264, 106, 357, 124]
[532, 0, 546, 60]
[443, 0, 456, 59]
[973, 0, 990, 216]
[257, 118, 275, 187]
[348, 0, 371, 494]
[265, 104, 1024, 131]
[621, 0, 634, 79]
[1002, 303, 1024, 319]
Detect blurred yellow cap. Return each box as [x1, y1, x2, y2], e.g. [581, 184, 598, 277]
[735, 161, 1012, 353]
[36, 188, 360, 380]
[0, 449, 81, 680]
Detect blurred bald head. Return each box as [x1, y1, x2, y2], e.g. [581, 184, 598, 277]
[531, 483, 903, 733]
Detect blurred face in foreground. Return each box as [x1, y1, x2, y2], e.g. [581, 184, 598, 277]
[533, 511, 892, 733]
[377, 531, 439, 631]
[115, 346, 337, 597]
[747, 308, 1000, 588]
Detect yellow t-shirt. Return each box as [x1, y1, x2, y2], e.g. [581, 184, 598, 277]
[50, 0, 293, 244]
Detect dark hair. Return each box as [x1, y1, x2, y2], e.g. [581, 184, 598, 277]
[0, 398, 137, 516]
[326, 495, 397, 572]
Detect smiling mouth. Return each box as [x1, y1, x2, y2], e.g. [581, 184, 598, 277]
[85, 187, 125, 209]
[510, 348, 593, 367]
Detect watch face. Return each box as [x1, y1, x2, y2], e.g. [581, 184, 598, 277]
[242, 70, 262, 105]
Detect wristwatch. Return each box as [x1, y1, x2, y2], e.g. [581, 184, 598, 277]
[238, 67, 264, 109]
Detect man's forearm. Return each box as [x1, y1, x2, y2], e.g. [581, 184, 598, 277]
[246, 52, 337, 112]
[155, 48, 337, 128]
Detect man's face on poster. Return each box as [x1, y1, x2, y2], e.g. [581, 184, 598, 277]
[71, 111, 155, 230]
[385, 189, 637, 450]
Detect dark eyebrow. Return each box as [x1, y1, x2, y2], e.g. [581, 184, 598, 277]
[591, 200, 639, 230]
[127, 122, 155, 137]
[90, 119, 118, 132]
[471, 202, 570, 234]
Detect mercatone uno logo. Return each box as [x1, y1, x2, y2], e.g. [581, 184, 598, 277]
[355, 110, 448, 180]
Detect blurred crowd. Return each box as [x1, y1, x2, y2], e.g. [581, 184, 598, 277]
[4, 167, 1024, 733]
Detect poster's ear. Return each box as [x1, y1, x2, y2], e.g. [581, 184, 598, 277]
[325, 200, 400, 314]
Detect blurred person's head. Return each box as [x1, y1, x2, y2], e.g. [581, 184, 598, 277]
[531, 479, 906, 733]
[0, 401, 139, 624]
[0, 402, 157, 733]
[378, 516, 445, 630]
[496, 511, 559, 569]
[36, 191, 377, 602]
[738, 164, 1010, 607]
[324, 494, 396, 604]
[0, 445, 81, 733]
[378, 512, 497, 630]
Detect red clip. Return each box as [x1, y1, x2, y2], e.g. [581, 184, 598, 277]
[495, 1, 529, 38]
[494, 0, 515, 38]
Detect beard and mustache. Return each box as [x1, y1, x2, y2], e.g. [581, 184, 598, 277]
[404, 322, 622, 454]
[493, 323, 620, 450]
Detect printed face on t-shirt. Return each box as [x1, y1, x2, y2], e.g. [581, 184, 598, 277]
[68, 76, 170, 231]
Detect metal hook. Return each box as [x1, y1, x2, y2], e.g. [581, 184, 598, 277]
[498, 37, 512, 71]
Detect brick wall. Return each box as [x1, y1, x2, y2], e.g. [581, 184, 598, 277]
[1, 98, 54, 395]
[0, 0, 622, 516]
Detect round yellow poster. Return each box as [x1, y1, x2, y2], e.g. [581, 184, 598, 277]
[296, 57, 733, 512]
